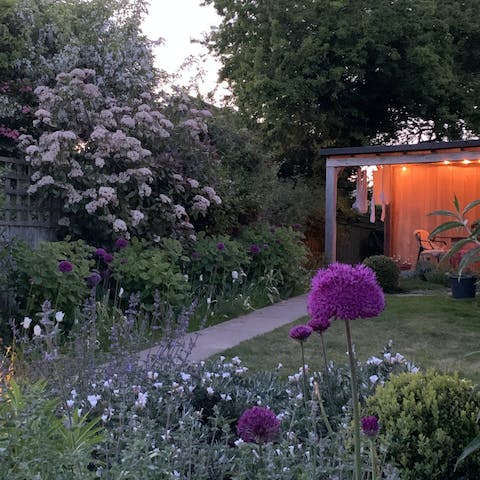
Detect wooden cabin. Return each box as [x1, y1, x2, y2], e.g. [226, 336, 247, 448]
[321, 140, 480, 265]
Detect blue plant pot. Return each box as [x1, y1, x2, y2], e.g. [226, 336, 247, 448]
[449, 275, 477, 299]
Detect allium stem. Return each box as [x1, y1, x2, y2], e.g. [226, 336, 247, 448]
[370, 438, 378, 480]
[300, 342, 308, 408]
[344, 319, 361, 480]
[319, 332, 332, 404]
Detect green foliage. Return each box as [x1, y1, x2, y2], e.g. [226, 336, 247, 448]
[363, 255, 400, 293]
[111, 238, 190, 308]
[201, 106, 277, 234]
[430, 195, 480, 277]
[367, 371, 480, 480]
[205, 0, 480, 176]
[239, 225, 309, 296]
[12, 239, 94, 324]
[0, 379, 102, 479]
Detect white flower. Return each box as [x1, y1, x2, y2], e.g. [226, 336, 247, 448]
[55, 311, 65, 322]
[369, 374, 379, 384]
[135, 391, 148, 409]
[367, 356, 383, 366]
[113, 218, 127, 232]
[234, 439, 244, 447]
[231, 270, 239, 280]
[206, 297, 212, 305]
[22, 316, 32, 329]
[206, 387, 214, 396]
[199, 274, 203, 281]
[66, 399, 74, 408]
[87, 394, 101, 408]
[147, 371, 159, 380]
[33, 325, 42, 336]
[118, 287, 124, 298]
[180, 372, 191, 382]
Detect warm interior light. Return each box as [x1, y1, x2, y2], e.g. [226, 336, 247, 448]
[463, 159, 471, 164]
[443, 160, 450, 165]
[401, 166, 407, 171]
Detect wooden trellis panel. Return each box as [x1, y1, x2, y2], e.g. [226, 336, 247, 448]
[0, 155, 59, 246]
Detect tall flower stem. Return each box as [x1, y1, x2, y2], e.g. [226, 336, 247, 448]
[344, 319, 361, 480]
[319, 332, 333, 403]
[300, 341, 308, 409]
[370, 438, 378, 480]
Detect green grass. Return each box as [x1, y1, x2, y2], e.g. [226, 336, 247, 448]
[220, 294, 480, 384]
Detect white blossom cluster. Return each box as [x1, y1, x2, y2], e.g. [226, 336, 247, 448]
[19, 68, 222, 240]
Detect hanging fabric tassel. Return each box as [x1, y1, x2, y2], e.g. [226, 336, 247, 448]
[370, 196, 376, 223]
[353, 168, 368, 214]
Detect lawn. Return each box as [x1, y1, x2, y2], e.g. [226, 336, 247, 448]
[220, 293, 480, 384]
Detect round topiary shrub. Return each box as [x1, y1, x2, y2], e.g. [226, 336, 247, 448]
[367, 371, 480, 480]
[363, 255, 400, 292]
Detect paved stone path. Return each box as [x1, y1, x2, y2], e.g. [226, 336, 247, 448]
[138, 294, 308, 363]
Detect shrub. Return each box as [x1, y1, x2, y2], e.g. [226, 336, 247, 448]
[111, 238, 190, 310]
[239, 225, 309, 296]
[363, 255, 400, 293]
[367, 371, 480, 480]
[424, 263, 450, 286]
[12, 239, 94, 326]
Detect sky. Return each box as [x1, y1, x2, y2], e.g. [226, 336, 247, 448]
[142, 0, 226, 99]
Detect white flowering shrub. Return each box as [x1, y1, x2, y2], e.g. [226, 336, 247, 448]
[18, 69, 221, 243]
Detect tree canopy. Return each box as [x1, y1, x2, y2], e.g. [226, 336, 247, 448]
[205, 0, 480, 174]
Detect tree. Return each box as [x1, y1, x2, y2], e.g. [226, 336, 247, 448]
[204, 0, 480, 175]
[0, 0, 161, 152]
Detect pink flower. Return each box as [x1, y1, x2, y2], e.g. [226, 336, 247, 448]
[308, 263, 385, 321]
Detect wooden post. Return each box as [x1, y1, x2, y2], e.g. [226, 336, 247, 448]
[325, 164, 339, 263]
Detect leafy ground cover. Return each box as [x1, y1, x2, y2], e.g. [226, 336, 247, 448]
[221, 293, 480, 384]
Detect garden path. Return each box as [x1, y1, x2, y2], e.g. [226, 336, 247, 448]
[138, 294, 308, 363]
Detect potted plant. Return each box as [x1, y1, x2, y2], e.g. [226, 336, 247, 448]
[429, 196, 480, 299]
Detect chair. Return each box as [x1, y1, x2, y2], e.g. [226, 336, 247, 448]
[414, 229, 448, 264]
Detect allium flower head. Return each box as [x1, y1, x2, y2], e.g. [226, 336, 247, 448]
[103, 253, 114, 263]
[237, 406, 281, 443]
[191, 251, 201, 260]
[58, 260, 74, 273]
[87, 272, 102, 287]
[216, 242, 225, 251]
[115, 238, 128, 249]
[289, 325, 313, 342]
[308, 316, 331, 333]
[308, 263, 384, 321]
[361, 415, 379, 437]
[249, 244, 260, 254]
[95, 248, 107, 258]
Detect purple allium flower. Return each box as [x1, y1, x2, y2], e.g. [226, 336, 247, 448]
[237, 406, 281, 444]
[103, 253, 114, 263]
[101, 268, 112, 279]
[308, 263, 385, 321]
[115, 238, 129, 249]
[87, 272, 102, 287]
[95, 248, 108, 258]
[361, 415, 379, 437]
[216, 242, 225, 251]
[58, 260, 73, 273]
[249, 244, 260, 254]
[293, 223, 302, 231]
[289, 325, 313, 341]
[191, 251, 201, 260]
[308, 316, 331, 333]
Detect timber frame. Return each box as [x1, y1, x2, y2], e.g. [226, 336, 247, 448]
[320, 139, 480, 263]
